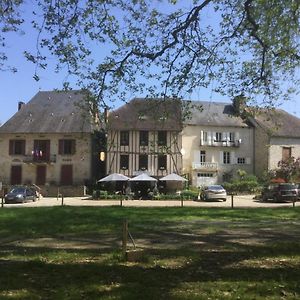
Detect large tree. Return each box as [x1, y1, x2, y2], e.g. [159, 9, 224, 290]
[1, 0, 300, 109]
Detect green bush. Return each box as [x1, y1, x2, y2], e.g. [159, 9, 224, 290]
[181, 189, 198, 200]
[223, 176, 261, 194]
[92, 190, 123, 200]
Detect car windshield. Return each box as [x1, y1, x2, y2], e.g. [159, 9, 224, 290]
[278, 184, 297, 190]
[207, 185, 224, 190]
[10, 187, 26, 194]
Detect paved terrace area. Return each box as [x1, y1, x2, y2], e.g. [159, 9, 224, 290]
[1, 195, 298, 208]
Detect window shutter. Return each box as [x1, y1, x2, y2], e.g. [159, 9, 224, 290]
[246, 157, 251, 164]
[9, 140, 13, 155]
[231, 152, 236, 164]
[72, 140, 76, 154]
[200, 130, 203, 145]
[58, 140, 63, 155]
[207, 132, 212, 145]
[212, 132, 216, 142]
[21, 140, 26, 155]
[219, 151, 223, 164]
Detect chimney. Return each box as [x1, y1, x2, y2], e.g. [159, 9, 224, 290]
[18, 101, 25, 111]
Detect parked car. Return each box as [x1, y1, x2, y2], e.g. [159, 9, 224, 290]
[4, 186, 37, 204]
[296, 183, 300, 200]
[200, 185, 227, 201]
[261, 183, 298, 202]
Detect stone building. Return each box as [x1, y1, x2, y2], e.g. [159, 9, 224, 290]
[0, 90, 104, 196]
[249, 109, 300, 179]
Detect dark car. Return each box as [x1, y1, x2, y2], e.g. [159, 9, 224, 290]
[4, 186, 37, 204]
[261, 183, 298, 202]
[296, 183, 300, 200]
[200, 185, 227, 201]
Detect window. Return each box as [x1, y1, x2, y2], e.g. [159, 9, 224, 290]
[139, 131, 149, 146]
[139, 154, 148, 170]
[197, 173, 214, 177]
[158, 155, 167, 170]
[9, 140, 25, 155]
[215, 132, 222, 142]
[202, 131, 208, 142]
[200, 150, 206, 163]
[120, 131, 129, 146]
[229, 132, 235, 142]
[120, 155, 129, 170]
[282, 147, 292, 161]
[33, 140, 50, 161]
[237, 157, 245, 164]
[223, 151, 231, 164]
[59, 139, 76, 155]
[157, 131, 167, 146]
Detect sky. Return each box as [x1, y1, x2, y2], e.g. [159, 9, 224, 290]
[1, 1, 300, 125]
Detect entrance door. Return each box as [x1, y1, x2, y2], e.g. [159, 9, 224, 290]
[11, 165, 22, 185]
[36, 165, 46, 185]
[60, 165, 73, 185]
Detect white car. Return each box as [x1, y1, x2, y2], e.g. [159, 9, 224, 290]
[201, 185, 227, 201]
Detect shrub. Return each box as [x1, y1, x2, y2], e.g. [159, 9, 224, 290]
[92, 190, 123, 200]
[223, 176, 261, 194]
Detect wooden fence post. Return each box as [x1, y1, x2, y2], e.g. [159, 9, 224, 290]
[122, 219, 128, 258]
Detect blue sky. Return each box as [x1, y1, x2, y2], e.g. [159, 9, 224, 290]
[1, 1, 299, 125]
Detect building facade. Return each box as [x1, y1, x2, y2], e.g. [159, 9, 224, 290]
[181, 101, 254, 187]
[0, 90, 103, 195]
[106, 98, 183, 178]
[250, 109, 300, 179]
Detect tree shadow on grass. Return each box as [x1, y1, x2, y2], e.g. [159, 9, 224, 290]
[1, 223, 300, 299]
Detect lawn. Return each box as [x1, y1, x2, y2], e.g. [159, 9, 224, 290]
[0, 206, 300, 299]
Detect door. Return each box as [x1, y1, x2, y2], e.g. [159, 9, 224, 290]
[36, 165, 46, 185]
[11, 165, 22, 185]
[60, 165, 73, 185]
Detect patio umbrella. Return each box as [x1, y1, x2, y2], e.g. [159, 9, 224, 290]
[98, 173, 130, 182]
[129, 173, 157, 181]
[159, 173, 188, 182]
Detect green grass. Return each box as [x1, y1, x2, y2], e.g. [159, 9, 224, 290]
[0, 206, 300, 299]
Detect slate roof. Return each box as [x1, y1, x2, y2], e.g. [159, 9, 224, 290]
[183, 100, 250, 127]
[108, 98, 182, 131]
[249, 109, 300, 138]
[0, 90, 97, 134]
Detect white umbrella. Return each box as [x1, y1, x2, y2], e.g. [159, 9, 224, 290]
[98, 173, 130, 182]
[129, 173, 157, 182]
[160, 173, 188, 181]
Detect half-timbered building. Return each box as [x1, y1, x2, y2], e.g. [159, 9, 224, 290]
[106, 98, 183, 178]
